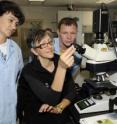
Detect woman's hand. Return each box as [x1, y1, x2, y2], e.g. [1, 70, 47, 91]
[59, 45, 76, 69]
[50, 98, 71, 114]
[50, 105, 63, 114]
[39, 104, 53, 113]
[39, 104, 64, 114]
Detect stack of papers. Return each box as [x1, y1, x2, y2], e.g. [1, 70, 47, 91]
[80, 112, 117, 124]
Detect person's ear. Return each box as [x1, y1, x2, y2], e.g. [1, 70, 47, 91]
[31, 48, 38, 56]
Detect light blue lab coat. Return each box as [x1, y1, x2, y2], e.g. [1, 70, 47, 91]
[0, 38, 23, 124]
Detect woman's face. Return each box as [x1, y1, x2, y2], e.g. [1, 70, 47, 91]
[33, 34, 54, 59]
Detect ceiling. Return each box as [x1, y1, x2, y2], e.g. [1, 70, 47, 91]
[7, 0, 117, 8]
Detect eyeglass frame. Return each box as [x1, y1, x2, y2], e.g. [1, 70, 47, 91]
[32, 41, 53, 49]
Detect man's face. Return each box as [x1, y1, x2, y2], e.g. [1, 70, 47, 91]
[58, 24, 77, 49]
[0, 12, 19, 38]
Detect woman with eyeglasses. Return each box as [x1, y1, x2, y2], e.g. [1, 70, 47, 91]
[17, 28, 76, 124]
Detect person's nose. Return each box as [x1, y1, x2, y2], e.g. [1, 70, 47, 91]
[67, 34, 72, 40]
[12, 22, 17, 31]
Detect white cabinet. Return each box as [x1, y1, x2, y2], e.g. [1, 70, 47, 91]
[82, 11, 93, 26]
[82, 11, 93, 33]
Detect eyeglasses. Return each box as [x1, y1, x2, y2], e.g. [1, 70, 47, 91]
[34, 41, 53, 49]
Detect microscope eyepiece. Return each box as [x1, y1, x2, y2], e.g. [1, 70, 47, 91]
[74, 43, 86, 54]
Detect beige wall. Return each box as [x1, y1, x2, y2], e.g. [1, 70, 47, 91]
[12, 6, 117, 60]
[21, 6, 66, 31]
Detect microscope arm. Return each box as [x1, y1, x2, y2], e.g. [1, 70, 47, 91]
[82, 44, 116, 62]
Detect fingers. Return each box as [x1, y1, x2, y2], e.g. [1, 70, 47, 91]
[39, 104, 48, 112]
[46, 106, 53, 112]
[62, 45, 76, 58]
[59, 45, 76, 68]
[38, 104, 63, 114]
[50, 106, 63, 114]
[39, 104, 53, 113]
[50, 107, 59, 114]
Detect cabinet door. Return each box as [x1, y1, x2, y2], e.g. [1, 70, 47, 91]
[82, 11, 93, 26]
[82, 11, 93, 33]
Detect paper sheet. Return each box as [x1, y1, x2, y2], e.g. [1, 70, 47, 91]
[80, 112, 117, 124]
